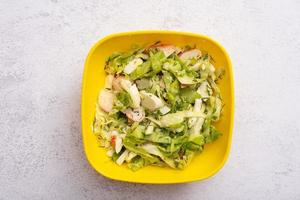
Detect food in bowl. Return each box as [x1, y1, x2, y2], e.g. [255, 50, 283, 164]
[92, 42, 224, 171]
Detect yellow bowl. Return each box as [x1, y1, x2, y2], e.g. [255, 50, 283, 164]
[81, 31, 234, 184]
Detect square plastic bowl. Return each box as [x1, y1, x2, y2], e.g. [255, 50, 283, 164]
[81, 31, 234, 184]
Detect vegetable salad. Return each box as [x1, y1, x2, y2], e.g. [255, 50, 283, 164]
[93, 42, 224, 171]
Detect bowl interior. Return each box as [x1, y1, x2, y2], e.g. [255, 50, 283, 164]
[81, 31, 234, 183]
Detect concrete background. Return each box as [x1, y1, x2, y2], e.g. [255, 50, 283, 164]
[1, 0, 300, 199]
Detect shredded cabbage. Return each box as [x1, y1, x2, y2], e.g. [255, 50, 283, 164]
[93, 42, 224, 170]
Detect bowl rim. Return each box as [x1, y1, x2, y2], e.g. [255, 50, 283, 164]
[81, 30, 234, 184]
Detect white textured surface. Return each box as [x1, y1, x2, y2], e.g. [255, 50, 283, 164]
[1, 0, 300, 199]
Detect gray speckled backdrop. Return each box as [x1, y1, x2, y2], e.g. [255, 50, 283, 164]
[1, 0, 300, 199]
